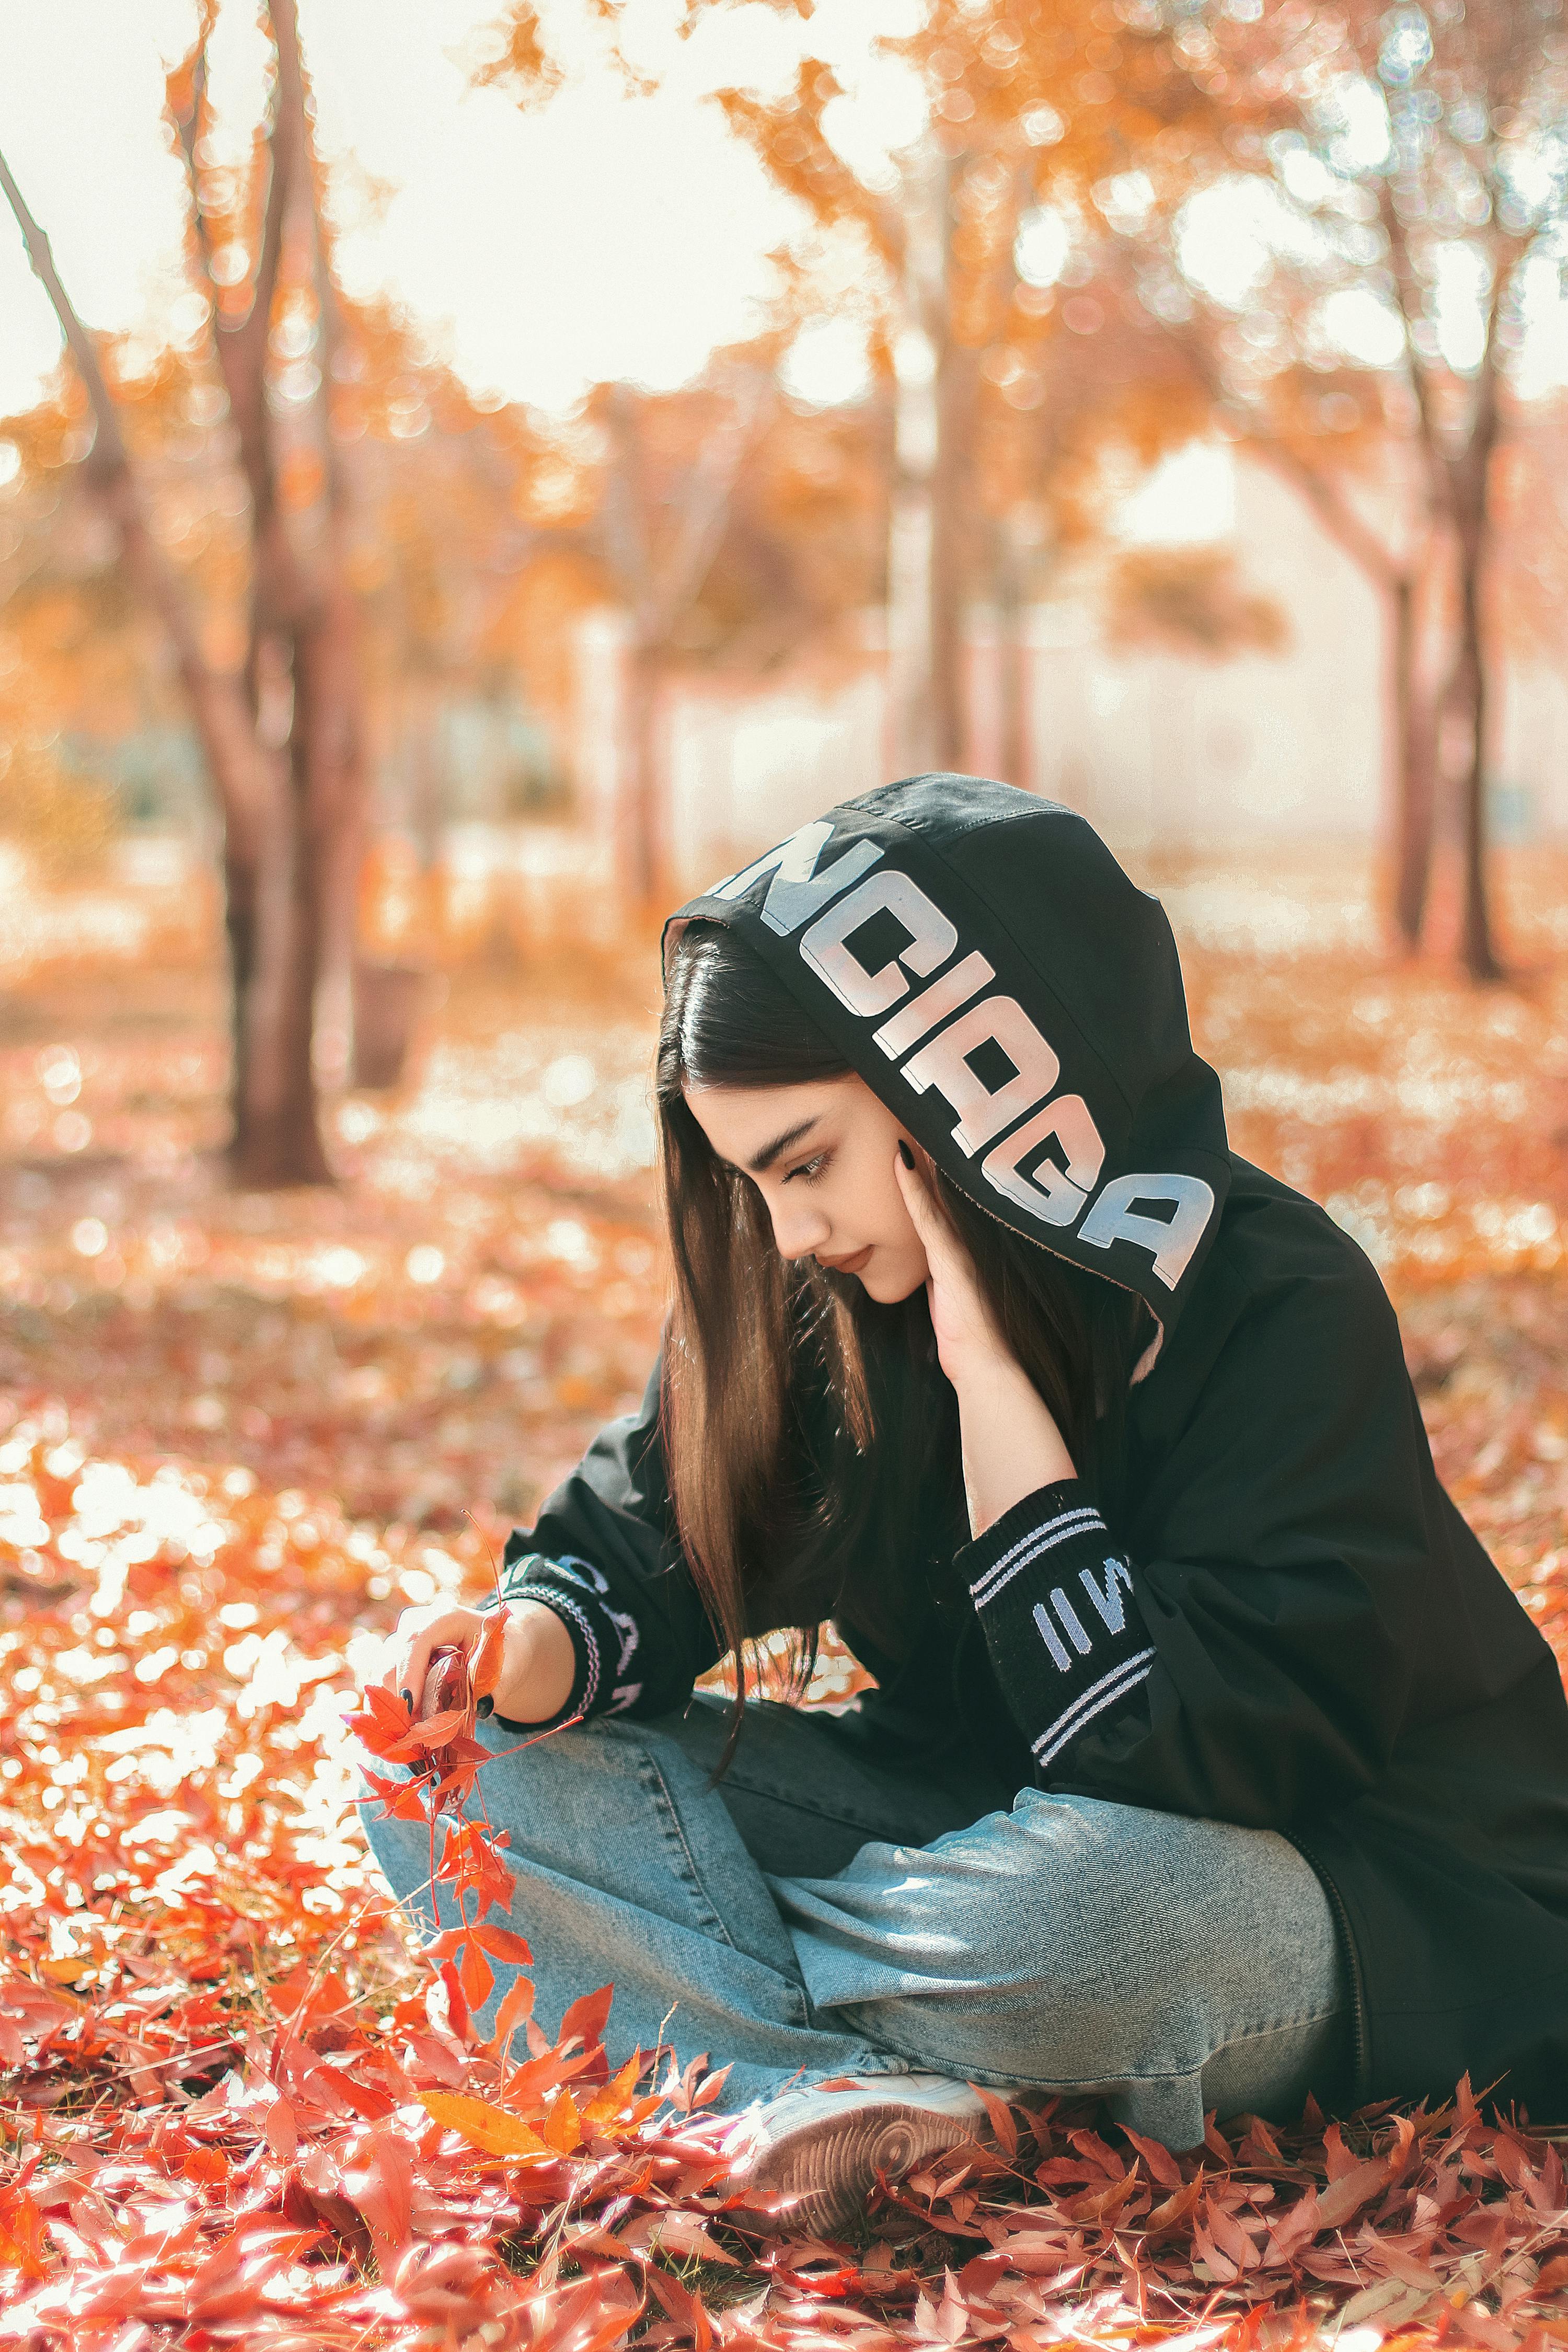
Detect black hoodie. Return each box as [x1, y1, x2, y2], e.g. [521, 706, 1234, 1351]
[493, 775, 1568, 2123]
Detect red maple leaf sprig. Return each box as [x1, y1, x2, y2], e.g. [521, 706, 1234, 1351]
[344, 1613, 582, 2023]
[346, 1612, 508, 1820]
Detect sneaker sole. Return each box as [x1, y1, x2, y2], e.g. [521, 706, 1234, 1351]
[740, 2100, 985, 2240]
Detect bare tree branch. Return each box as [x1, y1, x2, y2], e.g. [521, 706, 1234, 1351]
[1146, 285, 1408, 591]
[308, 172, 351, 523]
[1244, 434, 1403, 593]
[172, 0, 297, 546]
[169, 11, 220, 291]
[0, 147, 131, 481]
[0, 140, 271, 856]
[1377, 187, 1451, 512]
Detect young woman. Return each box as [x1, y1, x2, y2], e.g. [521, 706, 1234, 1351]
[363, 775, 1568, 2234]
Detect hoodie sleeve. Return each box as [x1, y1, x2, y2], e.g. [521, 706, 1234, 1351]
[959, 1482, 1158, 1776]
[960, 1238, 1437, 1830]
[481, 1356, 723, 1732]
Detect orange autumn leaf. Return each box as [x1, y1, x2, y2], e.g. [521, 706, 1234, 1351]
[559, 1982, 614, 2055]
[472, 1919, 534, 1967]
[485, 1969, 536, 2065]
[417, 2092, 554, 2160]
[470, 1609, 508, 1700]
[581, 2052, 643, 2134]
[543, 2088, 583, 2154]
[457, 1935, 495, 2013]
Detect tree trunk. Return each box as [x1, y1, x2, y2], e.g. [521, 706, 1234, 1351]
[234, 778, 330, 1186]
[1237, 429, 1440, 957]
[1453, 524, 1500, 982]
[621, 637, 663, 908]
[234, 569, 364, 1184]
[994, 513, 1030, 791]
[223, 839, 262, 1138]
[307, 160, 368, 1093]
[1451, 307, 1505, 984]
[1390, 569, 1438, 949]
[929, 335, 970, 773]
[250, 677, 331, 1184]
[5, 20, 361, 1184]
[232, 511, 327, 1184]
[0, 141, 284, 1150]
[307, 562, 367, 1096]
[228, 0, 365, 1180]
[887, 141, 946, 778]
[887, 475, 935, 776]
[233, 432, 364, 1183]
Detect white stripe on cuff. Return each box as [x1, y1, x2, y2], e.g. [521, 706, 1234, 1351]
[527, 1591, 602, 1717]
[971, 1504, 1103, 1593]
[970, 1509, 1108, 1610]
[1031, 1650, 1156, 1770]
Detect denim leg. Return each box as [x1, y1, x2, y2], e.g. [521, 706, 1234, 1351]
[680, 1696, 1016, 1880]
[359, 1697, 925, 2109]
[774, 1790, 1348, 2150]
[361, 1701, 1348, 2147]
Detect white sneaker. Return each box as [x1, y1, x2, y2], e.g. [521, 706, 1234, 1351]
[723, 2072, 990, 2239]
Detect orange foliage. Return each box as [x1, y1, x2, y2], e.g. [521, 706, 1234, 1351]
[3, 851, 1568, 2333]
[694, 0, 1321, 599]
[467, 1, 566, 111]
[1107, 547, 1289, 659]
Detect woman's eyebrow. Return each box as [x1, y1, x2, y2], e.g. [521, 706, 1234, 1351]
[746, 1117, 818, 1174]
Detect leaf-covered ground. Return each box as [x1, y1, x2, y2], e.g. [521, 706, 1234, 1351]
[2, 846, 1567, 2347]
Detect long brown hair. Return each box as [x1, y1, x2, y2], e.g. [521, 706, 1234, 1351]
[656, 919, 1148, 1765]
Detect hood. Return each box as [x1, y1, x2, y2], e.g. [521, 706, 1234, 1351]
[664, 774, 1231, 1343]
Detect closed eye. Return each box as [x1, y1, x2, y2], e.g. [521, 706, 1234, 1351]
[785, 1152, 831, 1184]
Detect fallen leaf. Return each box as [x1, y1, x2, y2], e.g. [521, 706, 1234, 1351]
[417, 2091, 553, 2159]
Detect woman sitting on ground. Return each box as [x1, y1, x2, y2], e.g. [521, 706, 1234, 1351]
[360, 773, 1568, 2236]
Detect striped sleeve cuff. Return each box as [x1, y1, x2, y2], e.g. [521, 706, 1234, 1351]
[960, 1481, 1154, 1776]
[478, 1549, 645, 1730]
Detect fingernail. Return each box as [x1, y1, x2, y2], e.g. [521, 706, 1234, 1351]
[897, 1140, 915, 1169]
[400, 1689, 413, 1707]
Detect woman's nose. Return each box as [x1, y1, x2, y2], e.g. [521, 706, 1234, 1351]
[768, 1194, 831, 1260]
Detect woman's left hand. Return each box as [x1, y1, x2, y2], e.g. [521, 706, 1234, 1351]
[894, 1138, 1077, 1531]
[893, 1139, 1012, 1386]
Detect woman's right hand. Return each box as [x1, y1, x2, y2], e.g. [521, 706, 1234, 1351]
[372, 1597, 577, 1725]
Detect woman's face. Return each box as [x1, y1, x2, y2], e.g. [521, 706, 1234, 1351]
[683, 1074, 930, 1305]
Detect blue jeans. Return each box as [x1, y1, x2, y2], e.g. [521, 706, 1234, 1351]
[360, 1691, 1348, 2151]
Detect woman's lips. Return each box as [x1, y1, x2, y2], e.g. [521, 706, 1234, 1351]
[818, 1245, 873, 1275]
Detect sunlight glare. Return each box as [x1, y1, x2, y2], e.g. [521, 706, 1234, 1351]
[1319, 73, 1393, 174]
[1430, 238, 1493, 374]
[1118, 442, 1235, 546]
[1016, 205, 1071, 288]
[1313, 285, 1406, 369]
[1176, 177, 1284, 308]
[779, 316, 873, 408]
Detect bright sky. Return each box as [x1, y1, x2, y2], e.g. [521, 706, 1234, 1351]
[3, 3, 1565, 459]
[0, 0, 922, 420]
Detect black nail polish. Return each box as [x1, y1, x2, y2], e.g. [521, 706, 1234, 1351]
[400, 1689, 413, 1707]
[897, 1140, 915, 1169]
